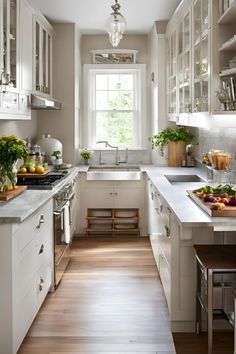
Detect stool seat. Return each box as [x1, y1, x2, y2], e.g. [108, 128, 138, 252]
[194, 245, 236, 270]
[194, 244, 236, 354]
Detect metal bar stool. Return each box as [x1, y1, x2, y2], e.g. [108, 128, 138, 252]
[194, 245, 236, 354]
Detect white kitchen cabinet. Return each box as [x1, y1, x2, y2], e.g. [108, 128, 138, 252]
[0, 0, 33, 119]
[0, 199, 53, 354]
[178, 10, 191, 117]
[0, 0, 18, 92]
[192, 0, 210, 114]
[33, 13, 53, 96]
[78, 173, 147, 236]
[19, 0, 33, 93]
[165, 0, 223, 126]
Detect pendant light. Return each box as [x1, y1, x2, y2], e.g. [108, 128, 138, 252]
[107, 0, 126, 47]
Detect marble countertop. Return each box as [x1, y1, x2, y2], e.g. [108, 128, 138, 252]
[140, 165, 236, 230]
[0, 167, 79, 223]
[1, 163, 236, 229]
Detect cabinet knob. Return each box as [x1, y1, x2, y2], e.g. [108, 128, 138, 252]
[36, 214, 45, 229]
[39, 277, 45, 291]
[114, 192, 118, 196]
[39, 244, 44, 254]
[109, 192, 113, 195]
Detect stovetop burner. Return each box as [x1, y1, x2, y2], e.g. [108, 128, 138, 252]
[17, 172, 68, 190]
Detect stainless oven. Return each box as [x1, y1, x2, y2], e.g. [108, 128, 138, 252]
[53, 181, 75, 288]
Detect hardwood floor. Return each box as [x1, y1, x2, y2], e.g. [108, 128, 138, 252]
[18, 236, 176, 354]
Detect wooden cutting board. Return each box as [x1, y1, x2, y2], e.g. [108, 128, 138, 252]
[187, 190, 236, 217]
[17, 167, 52, 178]
[0, 186, 27, 201]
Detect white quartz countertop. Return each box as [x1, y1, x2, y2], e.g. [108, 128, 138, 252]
[1, 164, 236, 229]
[140, 165, 236, 229]
[0, 167, 79, 223]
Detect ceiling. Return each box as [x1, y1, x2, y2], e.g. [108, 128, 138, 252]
[30, 0, 181, 34]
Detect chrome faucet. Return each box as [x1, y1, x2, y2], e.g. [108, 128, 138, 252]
[96, 140, 119, 165]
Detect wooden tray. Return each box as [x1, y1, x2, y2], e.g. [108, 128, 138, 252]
[17, 168, 51, 178]
[0, 186, 27, 201]
[187, 190, 236, 217]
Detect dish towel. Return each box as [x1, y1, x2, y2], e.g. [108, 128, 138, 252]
[62, 201, 71, 244]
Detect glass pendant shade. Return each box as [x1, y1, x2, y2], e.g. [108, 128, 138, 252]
[109, 32, 123, 47]
[107, 1, 126, 47]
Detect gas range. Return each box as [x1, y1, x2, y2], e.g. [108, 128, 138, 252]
[17, 171, 68, 190]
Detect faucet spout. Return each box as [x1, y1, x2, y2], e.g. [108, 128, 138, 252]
[96, 140, 119, 165]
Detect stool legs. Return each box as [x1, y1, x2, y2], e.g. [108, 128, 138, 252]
[234, 297, 236, 354]
[196, 260, 201, 334]
[207, 269, 213, 354]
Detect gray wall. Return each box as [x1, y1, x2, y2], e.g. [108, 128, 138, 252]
[0, 112, 38, 142]
[37, 23, 81, 165]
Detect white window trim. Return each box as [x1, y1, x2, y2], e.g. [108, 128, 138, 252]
[83, 64, 147, 150]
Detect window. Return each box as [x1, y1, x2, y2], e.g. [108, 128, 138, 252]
[84, 64, 146, 149]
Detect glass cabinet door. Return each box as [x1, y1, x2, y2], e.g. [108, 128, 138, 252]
[34, 19, 52, 96]
[168, 31, 177, 118]
[178, 11, 191, 114]
[0, 0, 4, 80]
[9, 0, 17, 88]
[1, 0, 17, 88]
[193, 0, 209, 112]
[47, 33, 51, 95]
[42, 28, 47, 93]
[35, 20, 40, 92]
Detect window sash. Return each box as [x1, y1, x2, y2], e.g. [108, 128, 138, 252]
[83, 64, 146, 150]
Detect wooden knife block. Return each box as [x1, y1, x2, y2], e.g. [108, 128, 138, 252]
[168, 141, 186, 167]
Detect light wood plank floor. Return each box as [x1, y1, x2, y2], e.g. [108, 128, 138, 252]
[18, 236, 176, 354]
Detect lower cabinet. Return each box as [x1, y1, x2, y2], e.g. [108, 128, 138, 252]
[0, 199, 53, 354]
[79, 173, 147, 236]
[147, 176, 219, 332]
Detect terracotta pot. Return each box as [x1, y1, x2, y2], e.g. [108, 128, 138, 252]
[168, 141, 186, 167]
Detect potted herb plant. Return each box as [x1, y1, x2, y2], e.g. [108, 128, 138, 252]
[149, 127, 195, 167]
[79, 148, 93, 165]
[0, 135, 27, 190]
[51, 150, 63, 166]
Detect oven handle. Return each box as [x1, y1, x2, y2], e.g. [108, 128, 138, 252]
[53, 200, 68, 216]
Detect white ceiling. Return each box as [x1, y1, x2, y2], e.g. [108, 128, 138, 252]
[30, 0, 181, 34]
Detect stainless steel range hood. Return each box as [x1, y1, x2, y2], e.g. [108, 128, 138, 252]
[31, 94, 62, 110]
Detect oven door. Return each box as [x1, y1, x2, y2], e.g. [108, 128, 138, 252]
[53, 201, 71, 288]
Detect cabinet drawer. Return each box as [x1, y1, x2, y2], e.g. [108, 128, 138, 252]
[36, 264, 52, 310]
[13, 277, 37, 353]
[13, 264, 52, 353]
[159, 254, 171, 312]
[15, 199, 52, 252]
[15, 231, 53, 299]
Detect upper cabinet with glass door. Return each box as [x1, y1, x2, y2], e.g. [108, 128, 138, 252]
[218, 0, 236, 113]
[167, 30, 177, 121]
[0, 0, 18, 92]
[178, 10, 191, 118]
[192, 0, 210, 113]
[33, 14, 53, 97]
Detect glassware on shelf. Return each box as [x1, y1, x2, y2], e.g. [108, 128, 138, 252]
[208, 150, 232, 170]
